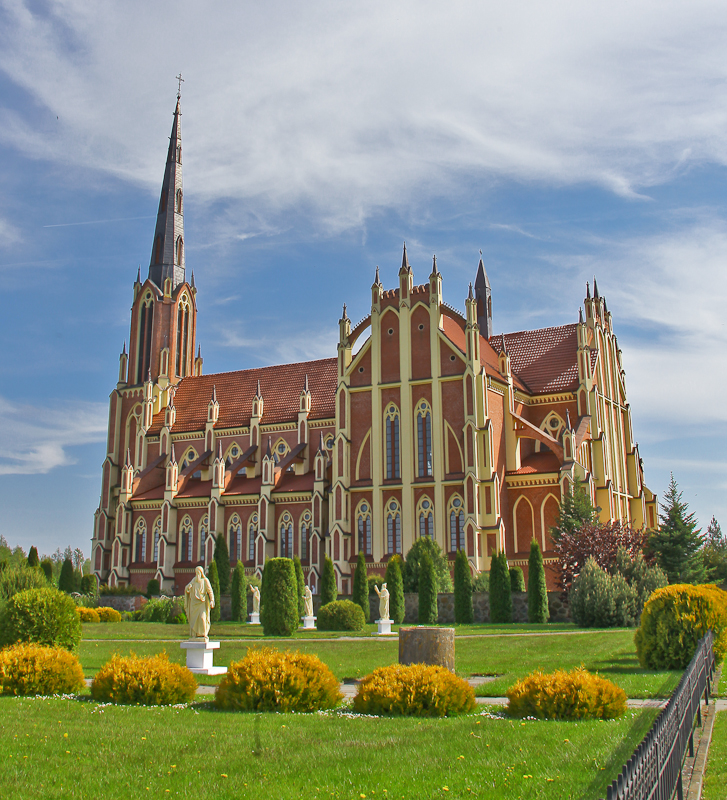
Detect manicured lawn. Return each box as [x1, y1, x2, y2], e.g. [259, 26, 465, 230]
[0, 696, 658, 799]
[703, 710, 727, 800]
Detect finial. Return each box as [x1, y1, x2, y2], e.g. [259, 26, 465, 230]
[432, 254, 438, 274]
[170, 443, 176, 463]
[125, 448, 132, 468]
[122, 341, 126, 355]
[197, 344, 201, 358]
[318, 432, 325, 453]
[586, 281, 591, 300]
[304, 374, 309, 392]
[566, 409, 572, 431]
[593, 276, 599, 299]
[579, 307, 584, 324]
[266, 436, 272, 458]
[136, 265, 141, 283]
[146, 368, 152, 383]
[190, 270, 195, 289]
[342, 303, 348, 319]
[375, 265, 381, 285]
[211, 385, 217, 403]
[256, 379, 261, 397]
[402, 241, 409, 270]
[468, 282, 474, 300]
[217, 441, 223, 459]
[176, 73, 184, 99]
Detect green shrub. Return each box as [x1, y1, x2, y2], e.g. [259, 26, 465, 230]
[293, 556, 305, 618]
[137, 596, 184, 624]
[169, 612, 187, 625]
[0, 643, 85, 696]
[385, 555, 405, 624]
[27, 547, 39, 568]
[91, 652, 197, 705]
[454, 549, 473, 624]
[231, 562, 247, 622]
[40, 560, 53, 584]
[77, 607, 100, 623]
[58, 558, 75, 593]
[528, 539, 550, 623]
[571, 557, 638, 628]
[353, 664, 476, 717]
[612, 547, 667, 616]
[0, 564, 48, 600]
[418, 552, 438, 624]
[317, 600, 366, 632]
[80, 574, 97, 596]
[635, 584, 727, 669]
[0, 587, 81, 651]
[472, 571, 489, 592]
[403, 538, 452, 593]
[489, 551, 512, 623]
[214, 533, 231, 595]
[352, 551, 369, 622]
[368, 575, 384, 595]
[215, 648, 342, 712]
[96, 606, 122, 623]
[207, 562, 221, 623]
[320, 556, 337, 606]
[509, 566, 525, 593]
[507, 667, 627, 720]
[146, 578, 160, 598]
[260, 558, 298, 636]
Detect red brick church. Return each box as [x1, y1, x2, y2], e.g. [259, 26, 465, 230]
[91, 96, 657, 594]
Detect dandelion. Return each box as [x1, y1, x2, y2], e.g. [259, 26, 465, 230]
[457, 755, 465, 760]
[221, 774, 228, 778]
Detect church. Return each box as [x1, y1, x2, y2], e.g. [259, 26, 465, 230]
[91, 95, 658, 595]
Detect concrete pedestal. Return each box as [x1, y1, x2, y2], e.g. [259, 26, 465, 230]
[376, 618, 395, 635]
[301, 615, 317, 630]
[399, 627, 455, 671]
[249, 612, 260, 625]
[180, 640, 227, 675]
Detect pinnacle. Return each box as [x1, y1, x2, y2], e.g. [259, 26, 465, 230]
[304, 374, 309, 392]
[468, 282, 474, 300]
[255, 379, 262, 398]
[210, 385, 217, 403]
[586, 281, 591, 300]
[593, 276, 599, 299]
[579, 307, 584, 324]
[374, 266, 381, 286]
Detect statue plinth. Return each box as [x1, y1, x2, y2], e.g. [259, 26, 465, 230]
[301, 615, 317, 630]
[180, 640, 227, 675]
[376, 619, 395, 636]
[249, 612, 260, 625]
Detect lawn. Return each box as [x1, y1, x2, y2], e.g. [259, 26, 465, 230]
[702, 710, 727, 800]
[0, 696, 658, 800]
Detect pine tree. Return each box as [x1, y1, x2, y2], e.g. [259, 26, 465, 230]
[489, 551, 512, 623]
[527, 539, 550, 623]
[320, 556, 337, 606]
[40, 559, 53, 584]
[550, 485, 598, 541]
[418, 552, 438, 624]
[352, 551, 370, 622]
[214, 533, 231, 595]
[649, 474, 706, 584]
[703, 517, 727, 584]
[58, 558, 75, 593]
[385, 555, 405, 624]
[454, 549, 474, 624]
[207, 561, 221, 622]
[293, 556, 306, 617]
[27, 546, 39, 568]
[231, 562, 247, 622]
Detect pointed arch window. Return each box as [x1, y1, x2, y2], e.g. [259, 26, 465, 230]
[449, 496, 465, 552]
[385, 404, 400, 480]
[300, 511, 312, 561]
[418, 497, 434, 540]
[386, 498, 402, 554]
[536, 412, 565, 453]
[228, 515, 242, 563]
[136, 294, 154, 384]
[176, 189, 183, 214]
[279, 513, 293, 559]
[357, 501, 372, 555]
[176, 296, 190, 378]
[175, 236, 184, 267]
[416, 400, 433, 477]
[152, 517, 161, 562]
[248, 514, 258, 562]
[180, 516, 193, 562]
[199, 515, 208, 562]
[134, 519, 147, 563]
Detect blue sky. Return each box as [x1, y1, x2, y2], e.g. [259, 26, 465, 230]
[0, 1, 725, 557]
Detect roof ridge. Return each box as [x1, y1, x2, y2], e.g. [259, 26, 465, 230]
[491, 321, 577, 341]
[176, 356, 338, 382]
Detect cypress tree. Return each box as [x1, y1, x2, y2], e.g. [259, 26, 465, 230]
[509, 566, 526, 593]
[320, 556, 337, 606]
[231, 562, 247, 622]
[80, 574, 97, 596]
[293, 556, 306, 618]
[146, 578, 160, 598]
[385, 555, 405, 624]
[454, 549, 474, 624]
[527, 539, 550, 623]
[489, 551, 512, 623]
[260, 557, 298, 636]
[58, 558, 75, 593]
[27, 547, 39, 568]
[418, 552, 438, 624]
[40, 559, 53, 584]
[207, 561, 221, 622]
[214, 533, 231, 595]
[352, 551, 370, 622]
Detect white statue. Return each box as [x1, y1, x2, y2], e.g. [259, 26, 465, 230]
[250, 584, 260, 614]
[303, 585, 314, 618]
[374, 582, 390, 621]
[184, 566, 215, 641]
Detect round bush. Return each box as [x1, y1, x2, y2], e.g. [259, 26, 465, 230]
[635, 584, 727, 670]
[91, 652, 197, 705]
[0, 643, 85, 696]
[353, 664, 476, 717]
[77, 607, 101, 623]
[260, 558, 298, 636]
[0, 587, 81, 651]
[507, 667, 627, 720]
[317, 600, 366, 632]
[215, 647, 342, 712]
[96, 606, 122, 623]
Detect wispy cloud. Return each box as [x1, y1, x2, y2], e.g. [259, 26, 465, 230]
[0, 217, 21, 247]
[43, 215, 154, 228]
[217, 324, 337, 366]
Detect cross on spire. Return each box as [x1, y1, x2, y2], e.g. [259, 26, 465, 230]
[176, 73, 184, 99]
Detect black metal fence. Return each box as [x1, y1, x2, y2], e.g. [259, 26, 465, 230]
[603, 630, 716, 800]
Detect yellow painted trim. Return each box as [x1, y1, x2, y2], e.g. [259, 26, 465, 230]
[355, 428, 371, 482]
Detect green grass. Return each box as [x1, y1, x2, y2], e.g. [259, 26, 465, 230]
[703, 710, 727, 800]
[0, 696, 658, 799]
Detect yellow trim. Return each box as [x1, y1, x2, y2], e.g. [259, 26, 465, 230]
[355, 428, 371, 482]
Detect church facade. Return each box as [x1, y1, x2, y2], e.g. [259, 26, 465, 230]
[91, 97, 658, 595]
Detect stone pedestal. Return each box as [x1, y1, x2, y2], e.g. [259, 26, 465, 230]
[376, 618, 395, 635]
[398, 627, 455, 671]
[180, 640, 227, 675]
[301, 615, 317, 630]
[249, 612, 260, 625]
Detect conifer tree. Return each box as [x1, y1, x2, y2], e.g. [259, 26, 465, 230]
[58, 558, 75, 593]
[40, 559, 53, 584]
[509, 566, 526, 593]
[703, 517, 727, 584]
[27, 547, 39, 568]
[207, 561, 221, 622]
[418, 552, 438, 624]
[352, 550, 370, 622]
[260, 558, 298, 636]
[385, 555, 405, 624]
[527, 539, 550, 623]
[214, 533, 231, 595]
[489, 551, 512, 623]
[550, 486, 598, 541]
[454, 549, 474, 624]
[293, 556, 306, 617]
[320, 556, 337, 606]
[231, 562, 247, 622]
[146, 578, 160, 598]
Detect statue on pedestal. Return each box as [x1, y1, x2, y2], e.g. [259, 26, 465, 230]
[303, 585, 314, 618]
[375, 583, 390, 621]
[184, 566, 215, 641]
[250, 584, 260, 614]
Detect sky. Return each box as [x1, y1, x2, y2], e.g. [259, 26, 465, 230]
[0, 0, 725, 558]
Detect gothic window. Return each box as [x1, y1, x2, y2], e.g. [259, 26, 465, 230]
[176, 189, 183, 214]
[357, 501, 372, 555]
[416, 400, 433, 477]
[248, 514, 258, 562]
[228, 515, 242, 563]
[449, 496, 465, 552]
[385, 498, 402, 554]
[152, 517, 161, 561]
[180, 447, 198, 471]
[199, 515, 208, 562]
[536, 412, 565, 452]
[136, 294, 154, 384]
[273, 438, 291, 460]
[384, 404, 400, 480]
[279, 513, 293, 558]
[134, 519, 147, 562]
[180, 516, 193, 562]
[175, 236, 184, 266]
[176, 296, 190, 378]
[300, 511, 312, 561]
[418, 497, 434, 540]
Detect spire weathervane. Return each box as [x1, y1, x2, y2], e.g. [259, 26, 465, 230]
[176, 73, 184, 99]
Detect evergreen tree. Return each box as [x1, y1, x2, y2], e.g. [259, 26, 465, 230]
[649, 474, 706, 584]
[214, 533, 231, 595]
[527, 539, 550, 623]
[260, 558, 298, 636]
[146, 578, 160, 598]
[320, 556, 337, 606]
[231, 562, 247, 622]
[703, 517, 727, 584]
[352, 551, 370, 622]
[58, 558, 75, 593]
[40, 559, 53, 584]
[80, 574, 97, 596]
[489, 551, 512, 623]
[418, 551, 438, 624]
[454, 549, 474, 624]
[402, 537, 452, 593]
[207, 561, 221, 622]
[385, 555, 405, 624]
[293, 556, 306, 617]
[27, 547, 39, 568]
[509, 566, 526, 593]
[550, 485, 598, 541]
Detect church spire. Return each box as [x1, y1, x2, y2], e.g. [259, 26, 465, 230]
[148, 93, 185, 291]
[474, 250, 493, 338]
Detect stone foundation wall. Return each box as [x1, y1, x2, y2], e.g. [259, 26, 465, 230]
[98, 596, 147, 612]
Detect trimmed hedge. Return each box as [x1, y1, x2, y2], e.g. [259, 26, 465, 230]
[260, 558, 298, 636]
[207, 562, 221, 623]
[0, 587, 81, 651]
[0, 643, 85, 696]
[317, 600, 366, 632]
[527, 539, 550, 623]
[489, 551, 512, 623]
[385, 555, 405, 624]
[454, 549, 473, 624]
[293, 556, 306, 618]
[214, 533, 230, 595]
[231, 562, 247, 622]
[320, 556, 337, 606]
[91, 652, 197, 705]
[352, 551, 369, 622]
[509, 566, 526, 593]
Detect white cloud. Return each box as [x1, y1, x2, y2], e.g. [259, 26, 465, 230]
[0, 396, 108, 475]
[217, 324, 337, 366]
[0, 217, 21, 247]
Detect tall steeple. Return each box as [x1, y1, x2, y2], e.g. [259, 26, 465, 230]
[474, 250, 493, 339]
[148, 93, 185, 291]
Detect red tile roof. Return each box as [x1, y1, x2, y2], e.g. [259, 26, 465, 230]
[509, 451, 561, 475]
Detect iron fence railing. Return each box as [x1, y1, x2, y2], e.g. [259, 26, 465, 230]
[602, 630, 716, 800]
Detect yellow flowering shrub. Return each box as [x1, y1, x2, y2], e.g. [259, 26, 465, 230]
[215, 647, 342, 712]
[77, 607, 101, 623]
[635, 584, 727, 670]
[96, 607, 122, 623]
[507, 667, 627, 720]
[0, 643, 84, 696]
[91, 652, 197, 705]
[353, 663, 476, 717]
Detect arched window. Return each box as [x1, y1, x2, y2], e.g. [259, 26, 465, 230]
[134, 519, 147, 562]
[357, 501, 372, 555]
[175, 236, 184, 266]
[180, 516, 193, 562]
[152, 517, 161, 561]
[416, 400, 433, 477]
[199, 516, 208, 562]
[449, 496, 465, 552]
[180, 447, 198, 471]
[300, 511, 312, 561]
[136, 294, 154, 384]
[176, 297, 190, 378]
[384, 404, 400, 480]
[279, 513, 293, 558]
[418, 497, 434, 540]
[273, 438, 291, 460]
[248, 514, 258, 562]
[176, 189, 183, 214]
[536, 412, 566, 452]
[228, 515, 242, 563]
[385, 498, 402, 554]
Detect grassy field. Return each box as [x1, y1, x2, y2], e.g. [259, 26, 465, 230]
[0, 696, 658, 800]
[702, 710, 727, 800]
